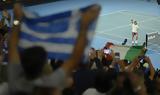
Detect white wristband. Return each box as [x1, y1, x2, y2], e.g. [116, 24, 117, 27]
[13, 20, 20, 26]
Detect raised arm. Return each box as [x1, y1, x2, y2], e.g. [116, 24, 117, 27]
[117, 60, 126, 72]
[9, 2, 24, 64]
[62, 5, 101, 74]
[125, 57, 139, 72]
[144, 56, 155, 80]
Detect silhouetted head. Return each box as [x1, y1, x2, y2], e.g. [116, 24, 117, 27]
[94, 70, 113, 93]
[20, 46, 47, 80]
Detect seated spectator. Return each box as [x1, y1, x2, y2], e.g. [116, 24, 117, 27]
[102, 42, 114, 67]
[1, 9, 11, 28]
[0, 9, 11, 37]
[89, 48, 103, 70]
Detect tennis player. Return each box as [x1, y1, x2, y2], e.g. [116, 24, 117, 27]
[131, 20, 139, 45]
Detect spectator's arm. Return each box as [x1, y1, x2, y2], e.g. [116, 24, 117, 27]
[125, 57, 139, 72]
[9, 3, 23, 64]
[117, 60, 126, 71]
[109, 60, 125, 71]
[145, 56, 155, 80]
[129, 72, 148, 95]
[8, 25, 20, 64]
[135, 85, 148, 95]
[62, 5, 100, 74]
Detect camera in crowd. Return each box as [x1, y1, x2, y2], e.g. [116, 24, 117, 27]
[137, 56, 150, 73]
[138, 55, 145, 63]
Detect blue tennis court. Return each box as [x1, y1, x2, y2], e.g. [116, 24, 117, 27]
[90, 0, 160, 68]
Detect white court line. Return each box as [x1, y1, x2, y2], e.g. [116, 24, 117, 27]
[148, 43, 160, 48]
[95, 33, 122, 43]
[147, 49, 160, 55]
[97, 16, 159, 32]
[120, 10, 160, 19]
[96, 32, 130, 40]
[141, 26, 158, 32]
[99, 10, 160, 19]
[95, 32, 144, 43]
[100, 10, 127, 16]
[97, 10, 159, 42]
[100, 9, 160, 18]
[98, 10, 160, 32]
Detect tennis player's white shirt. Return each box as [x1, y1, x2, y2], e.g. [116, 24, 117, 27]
[132, 24, 139, 33]
[83, 88, 106, 95]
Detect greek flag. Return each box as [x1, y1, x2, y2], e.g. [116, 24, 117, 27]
[19, 5, 99, 60]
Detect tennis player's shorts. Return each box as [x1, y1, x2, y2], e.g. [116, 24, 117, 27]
[132, 32, 138, 35]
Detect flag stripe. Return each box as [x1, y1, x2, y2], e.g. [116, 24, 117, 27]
[19, 39, 74, 54]
[19, 48, 71, 60]
[23, 9, 39, 18]
[21, 23, 78, 39]
[47, 52, 70, 60]
[24, 11, 71, 23]
[20, 32, 77, 44]
[24, 17, 70, 33]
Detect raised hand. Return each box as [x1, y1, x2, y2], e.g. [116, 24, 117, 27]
[13, 2, 24, 20]
[144, 56, 151, 63]
[81, 4, 101, 27]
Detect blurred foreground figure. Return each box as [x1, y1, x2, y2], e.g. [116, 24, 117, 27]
[8, 2, 101, 95]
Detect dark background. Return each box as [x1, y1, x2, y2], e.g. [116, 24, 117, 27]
[0, 0, 63, 10]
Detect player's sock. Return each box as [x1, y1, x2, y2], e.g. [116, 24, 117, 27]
[132, 41, 134, 46]
[135, 40, 138, 44]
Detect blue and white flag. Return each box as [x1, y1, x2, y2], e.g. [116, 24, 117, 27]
[19, 4, 99, 60]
